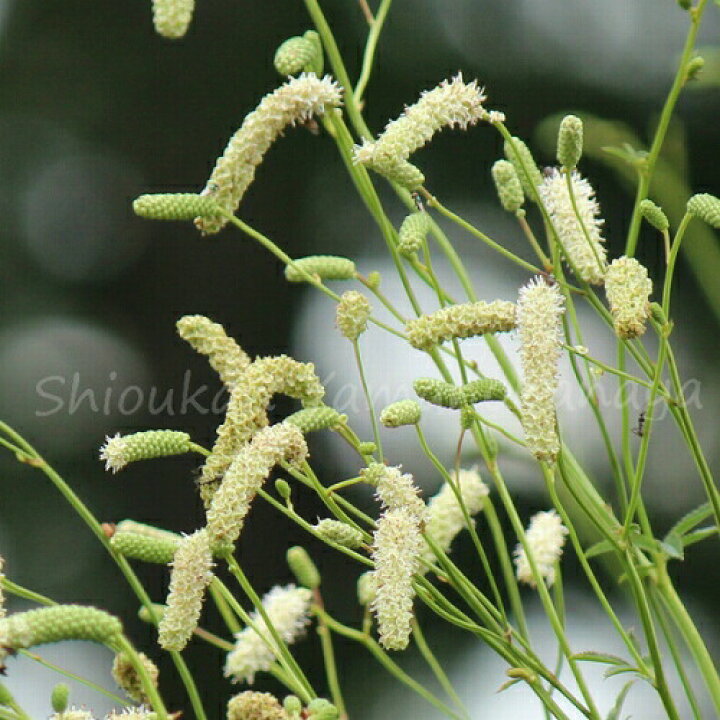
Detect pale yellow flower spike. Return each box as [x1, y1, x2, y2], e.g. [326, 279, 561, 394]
[514, 509, 569, 588]
[198, 355, 323, 505]
[176, 314, 251, 389]
[604, 256, 653, 339]
[372, 508, 423, 651]
[197, 74, 342, 234]
[158, 528, 214, 652]
[517, 277, 565, 463]
[539, 168, 608, 284]
[207, 423, 308, 549]
[151, 0, 194, 39]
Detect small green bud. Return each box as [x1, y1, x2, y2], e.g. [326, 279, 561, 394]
[285, 406, 347, 432]
[504, 137, 543, 197]
[677, 0, 691, 9]
[358, 441, 377, 456]
[685, 55, 705, 82]
[285, 255, 356, 283]
[650, 302, 668, 325]
[0, 681, 16, 707]
[507, 667, 537, 683]
[133, 193, 216, 221]
[275, 479, 292, 501]
[414, 377, 506, 409]
[357, 571, 377, 605]
[687, 193, 720, 228]
[460, 405, 476, 430]
[398, 212, 432, 255]
[283, 695, 303, 717]
[379, 399, 422, 427]
[138, 603, 167, 624]
[314, 519, 364, 549]
[491, 160, 524, 213]
[307, 698, 339, 720]
[274, 35, 318, 76]
[100, 430, 192, 473]
[336, 291, 372, 340]
[366, 271, 381, 289]
[556, 115, 583, 170]
[287, 546, 320, 589]
[639, 199, 669, 232]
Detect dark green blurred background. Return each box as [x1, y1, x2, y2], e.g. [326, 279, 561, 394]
[1, 1, 720, 717]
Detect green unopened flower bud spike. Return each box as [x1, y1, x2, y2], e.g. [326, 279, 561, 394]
[274, 31, 323, 77]
[287, 546, 321, 589]
[413, 377, 506, 409]
[503, 136, 543, 198]
[133, 193, 216, 221]
[285, 406, 347, 433]
[99, 430, 192, 473]
[491, 159, 524, 214]
[639, 199, 670, 262]
[51, 683, 70, 713]
[687, 193, 720, 229]
[556, 115, 583, 170]
[284, 256, 356, 283]
[398, 212, 432, 256]
[314, 519, 364, 549]
[380, 399, 421, 427]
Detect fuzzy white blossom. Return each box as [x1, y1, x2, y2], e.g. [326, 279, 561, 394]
[604, 256, 653, 339]
[0, 556, 5, 619]
[50, 711, 97, 720]
[151, 0, 194, 39]
[353, 74, 488, 189]
[421, 468, 489, 564]
[363, 463, 425, 519]
[106, 710, 156, 720]
[158, 529, 214, 651]
[539, 168, 607, 284]
[372, 508, 423, 650]
[514, 510, 569, 588]
[225, 585, 312, 683]
[206, 423, 308, 548]
[197, 74, 342, 234]
[517, 278, 565, 463]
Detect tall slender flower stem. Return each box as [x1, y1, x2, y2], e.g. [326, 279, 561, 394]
[354, 0, 393, 104]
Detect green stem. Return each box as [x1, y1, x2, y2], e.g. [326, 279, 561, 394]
[352, 339, 383, 458]
[625, 0, 709, 255]
[312, 590, 347, 718]
[354, 0, 393, 105]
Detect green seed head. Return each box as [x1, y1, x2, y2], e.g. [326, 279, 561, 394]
[110, 523, 180, 565]
[0, 606, 122, 653]
[133, 193, 216, 221]
[504, 137, 543, 198]
[491, 159, 524, 213]
[336, 291, 372, 340]
[284, 406, 347, 433]
[639, 199, 669, 232]
[556, 115, 583, 170]
[99, 430, 192, 473]
[287, 546, 321, 589]
[414, 377, 506, 409]
[284, 255, 356, 283]
[687, 193, 720, 228]
[274, 36, 318, 76]
[398, 212, 432, 256]
[314, 519, 364, 549]
[379, 399, 422, 427]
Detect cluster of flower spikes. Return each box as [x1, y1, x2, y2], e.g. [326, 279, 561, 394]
[195, 74, 343, 234]
[353, 74, 489, 190]
[176, 315, 324, 507]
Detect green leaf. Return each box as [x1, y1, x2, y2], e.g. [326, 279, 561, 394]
[572, 651, 629, 666]
[665, 501, 712, 540]
[585, 539, 616, 559]
[659, 533, 684, 560]
[604, 664, 643, 679]
[682, 526, 719, 547]
[606, 680, 635, 720]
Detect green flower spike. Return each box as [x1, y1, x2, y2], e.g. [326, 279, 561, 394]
[284, 255, 356, 283]
[556, 114, 583, 170]
[398, 212, 432, 255]
[491, 159, 524, 213]
[687, 193, 720, 228]
[133, 193, 216, 221]
[285, 405, 347, 432]
[380, 399, 422, 427]
[639, 199, 669, 232]
[287, 546, 321, 589]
